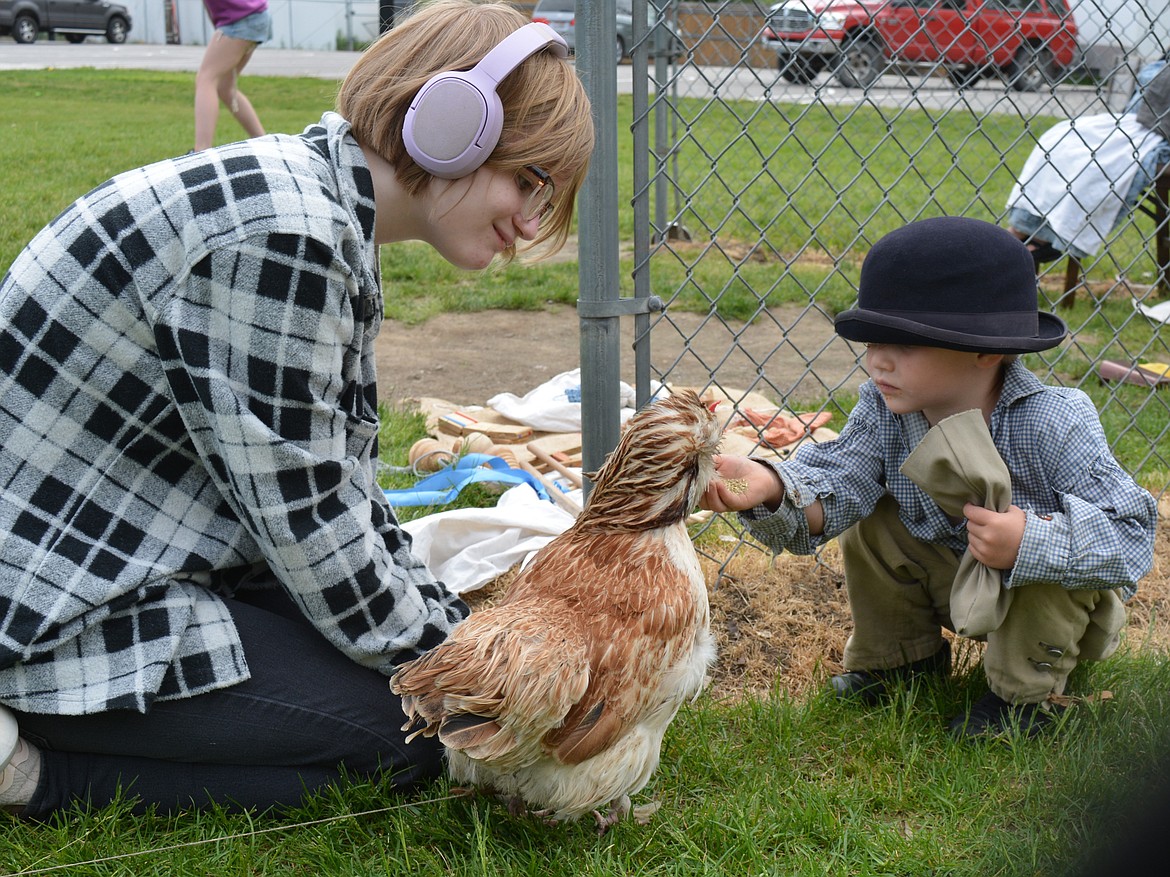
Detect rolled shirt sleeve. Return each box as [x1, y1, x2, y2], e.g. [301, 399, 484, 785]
[741, 388, 891, 556]
[1009, 397, 1156, 597]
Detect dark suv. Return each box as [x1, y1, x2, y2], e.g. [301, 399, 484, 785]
[762, 0, 1078, 91]
[0, 0, 132, 44]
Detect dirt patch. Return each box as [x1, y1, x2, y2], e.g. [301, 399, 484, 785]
[698, 520, 1170, 702]
[375, 303, 867, 410]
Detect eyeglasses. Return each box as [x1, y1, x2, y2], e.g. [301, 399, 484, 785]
[516, 165, 555, 222]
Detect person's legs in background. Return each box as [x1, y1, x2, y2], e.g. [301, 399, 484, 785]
[194, 30, 265, 151]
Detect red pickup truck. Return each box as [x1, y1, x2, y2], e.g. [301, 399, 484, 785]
[762, 0, 1079, 91]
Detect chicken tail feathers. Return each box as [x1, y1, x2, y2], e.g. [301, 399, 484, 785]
[546, 699, 624, 765]
[438, 713, 517, 760]
[396, 692, 436, 743]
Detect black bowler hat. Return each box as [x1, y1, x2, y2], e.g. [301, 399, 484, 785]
[834, 216, 1067, 353]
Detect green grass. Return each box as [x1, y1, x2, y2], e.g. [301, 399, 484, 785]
[0, 71, 338, 267]
[2, 69, 1169, 874]
[4, 643, 1168, 875]
[1, 69, 1163, 318]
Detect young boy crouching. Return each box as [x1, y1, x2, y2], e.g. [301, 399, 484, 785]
[703, 216, 1157, 738]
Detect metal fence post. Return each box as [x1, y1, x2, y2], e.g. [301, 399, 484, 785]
[576, 0, 624, 494]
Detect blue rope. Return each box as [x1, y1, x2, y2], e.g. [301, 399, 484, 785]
[383, 453, 551, 507]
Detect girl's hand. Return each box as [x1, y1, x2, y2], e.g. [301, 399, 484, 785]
[701, 455, 784, 513]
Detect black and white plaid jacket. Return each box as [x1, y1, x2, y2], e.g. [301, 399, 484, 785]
[0, 113, 468, 715]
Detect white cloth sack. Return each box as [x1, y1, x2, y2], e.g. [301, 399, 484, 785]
[1136, 298, 1170, 325]
[1006, 113, 1164, 256]
[487, 368, 642, 433]
[899, 409, 1013, 638]
[402, 483, 576, 594]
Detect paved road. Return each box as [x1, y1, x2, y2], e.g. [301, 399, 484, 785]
[0, 41, 362, 79]
[0, 41, 1112, 117]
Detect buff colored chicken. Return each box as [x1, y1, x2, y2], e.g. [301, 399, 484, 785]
[390, 390, 720, 832]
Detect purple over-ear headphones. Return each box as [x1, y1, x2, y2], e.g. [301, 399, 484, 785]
[402, 22, 569, 180]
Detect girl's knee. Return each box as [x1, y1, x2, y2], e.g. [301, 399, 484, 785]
[384, 735, 445, 791]
[340, 732, 444, 791]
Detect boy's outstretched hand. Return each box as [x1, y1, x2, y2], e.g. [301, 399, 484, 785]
[701, 455, 784, 513]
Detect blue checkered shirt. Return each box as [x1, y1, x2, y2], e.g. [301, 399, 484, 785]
[743, 360, 1157, 598]
[0, 113, 468, 715]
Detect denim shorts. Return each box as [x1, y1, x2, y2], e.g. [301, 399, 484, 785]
[220, 9, 272, 43]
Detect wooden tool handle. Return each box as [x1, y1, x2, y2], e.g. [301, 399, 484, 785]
[519, 461, 581, 516]
[526, 443, 584, 488]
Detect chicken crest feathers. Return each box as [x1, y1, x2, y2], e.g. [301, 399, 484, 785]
[579, 389, 721, 532]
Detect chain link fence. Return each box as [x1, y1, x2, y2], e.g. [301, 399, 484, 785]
[126, 0, 1170, 563]
[608, 1, 1170, 570]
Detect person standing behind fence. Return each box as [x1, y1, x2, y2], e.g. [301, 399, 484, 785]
[1005, 57, 1170, 266]
[194, 0, 272, 151]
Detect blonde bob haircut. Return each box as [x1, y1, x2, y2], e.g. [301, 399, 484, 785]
[337, 0, 594, 261]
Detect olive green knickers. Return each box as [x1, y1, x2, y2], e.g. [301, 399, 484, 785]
[838, 493, 1126, 703]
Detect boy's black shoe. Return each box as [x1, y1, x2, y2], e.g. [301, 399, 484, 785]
[828, 641, 951, 706]
[948, 691, 1064, 740]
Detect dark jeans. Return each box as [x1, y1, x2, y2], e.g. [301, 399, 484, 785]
[14, 589, 444, 817]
